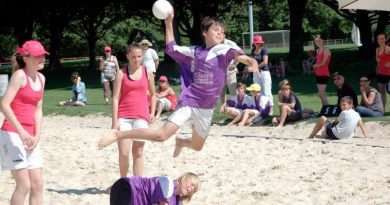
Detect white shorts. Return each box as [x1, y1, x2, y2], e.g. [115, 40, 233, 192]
[226, 107, 244, 115]
[168, 105, 213, 139]
[0, 130, 43, 171]
[158, 98, 172, 111]
[118, 118, 149, 142]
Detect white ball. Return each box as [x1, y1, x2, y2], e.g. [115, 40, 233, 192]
[152, 0, 173, 20]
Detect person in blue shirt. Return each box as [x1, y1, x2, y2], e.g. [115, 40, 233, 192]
[59, 72, 87, 106]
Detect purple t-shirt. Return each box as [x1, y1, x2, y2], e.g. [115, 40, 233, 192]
[127, 176, 180, 205]
[165, 40, 244, 109]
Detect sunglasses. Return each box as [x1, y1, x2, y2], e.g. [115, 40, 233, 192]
[333, 77, 341, 81]
[105, 50, 111, 52]
[360, 79, 369, 82]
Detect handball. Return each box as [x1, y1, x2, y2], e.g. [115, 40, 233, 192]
[152, 0, 173, 20]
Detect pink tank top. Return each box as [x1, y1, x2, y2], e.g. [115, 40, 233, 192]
[118, 66, 150, 122]
[376, 47, 390, 76]
[315, 49, 331, 77]
[1, 69, 44, 135]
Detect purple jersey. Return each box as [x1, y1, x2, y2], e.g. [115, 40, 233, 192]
[127, 176, 180, 205]
[166, 40, 244, 109]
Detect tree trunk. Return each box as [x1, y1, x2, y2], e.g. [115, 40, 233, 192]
[48, 17, 66, 70]
[373, 11, 389, 48]
[14, 18, 34, 46]
[287, 0, 307, 60]
[355, 10, 374, 59]
[190, 0, 203, 45]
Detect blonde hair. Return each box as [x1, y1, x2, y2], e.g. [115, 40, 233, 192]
[236, 82, 246, 90]
[278, 79, 290, 90]
[176, 172, 200, 202]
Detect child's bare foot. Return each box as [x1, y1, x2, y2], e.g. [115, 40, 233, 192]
[98, 129, 119, 150]
[173, 135, 190, 157]
[272, 117, 279, 127]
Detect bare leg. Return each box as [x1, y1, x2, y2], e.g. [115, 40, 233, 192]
[227, 112, 243, 126]
[378, 82, 387, 112]
[272, 117, 279, 126]
[11, 169, 30, 205]
[302, 108, 314, 118]
[132, 141, 145, 176]
[98, 122, 179, 149]
[118, 139, 131, 177]
[308, 116, 327, 138]
[277, 105, 292, 127]
[317, 84, 329, 106]
[28, 168, 43, 205]
[155, 102, 164, 119]
[238, 110, 251, 127]
[173, 130, 206, 157]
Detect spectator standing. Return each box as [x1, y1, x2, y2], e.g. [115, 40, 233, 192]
[99, 45, 120, 104]
[313, 35, 331, 106]
[219, 38, 241, 106]
[375, 33, 390, 112]
[139, 39, 159, 74]
[250, 35, 274, 115]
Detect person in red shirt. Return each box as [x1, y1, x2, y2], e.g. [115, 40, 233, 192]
[155, 76, 177, 120]
[0, 40, 48, 205]
[111, 43, 156, 177]
[313, 35, 331, 106]
[375, 33, 390, 111]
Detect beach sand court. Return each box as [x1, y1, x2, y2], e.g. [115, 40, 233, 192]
[1, 115, 390, 204]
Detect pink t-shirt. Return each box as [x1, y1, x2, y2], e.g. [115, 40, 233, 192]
[1, 69, 44, 135]
[118, 66, 150, 122]
[315, 49, 331, 77]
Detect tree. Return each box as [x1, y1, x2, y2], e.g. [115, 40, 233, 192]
[318, 0, 390, 59]
[288, 0, 308, 59]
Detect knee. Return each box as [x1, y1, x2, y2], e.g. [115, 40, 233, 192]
[193, 144, 204, 152]
[154, 132, 169, 142]
[16, 180, 31, 195]
[319, 116, 327, 123]
[30, 179, 43, 193]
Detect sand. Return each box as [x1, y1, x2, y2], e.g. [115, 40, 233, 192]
[1, 114, 390, 205]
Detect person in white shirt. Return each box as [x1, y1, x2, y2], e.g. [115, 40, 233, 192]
[308, 96, 368, 139]
[139, 39, 159, 73]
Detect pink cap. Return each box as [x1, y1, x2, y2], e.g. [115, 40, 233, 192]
[21, 40, 49, 56]
[159, 76, 168, 82]
[104, 46, 111, 52]
[253, 35, 265, 44]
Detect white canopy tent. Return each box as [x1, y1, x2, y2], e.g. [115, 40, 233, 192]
[337, 0, 390, 11]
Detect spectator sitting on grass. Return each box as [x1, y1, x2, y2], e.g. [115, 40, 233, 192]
[355, 75, 384, 117]
[59, 72, 87, 106]
[272, 80, 314, 127]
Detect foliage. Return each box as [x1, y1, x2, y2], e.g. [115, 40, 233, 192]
[304, 0, 352, 40]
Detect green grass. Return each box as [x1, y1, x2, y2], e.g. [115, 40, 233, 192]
[1, 45, 389, 123]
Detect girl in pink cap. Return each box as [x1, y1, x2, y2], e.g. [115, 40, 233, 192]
[99, 45, 120, 104]
[0, 40, 48, 204]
